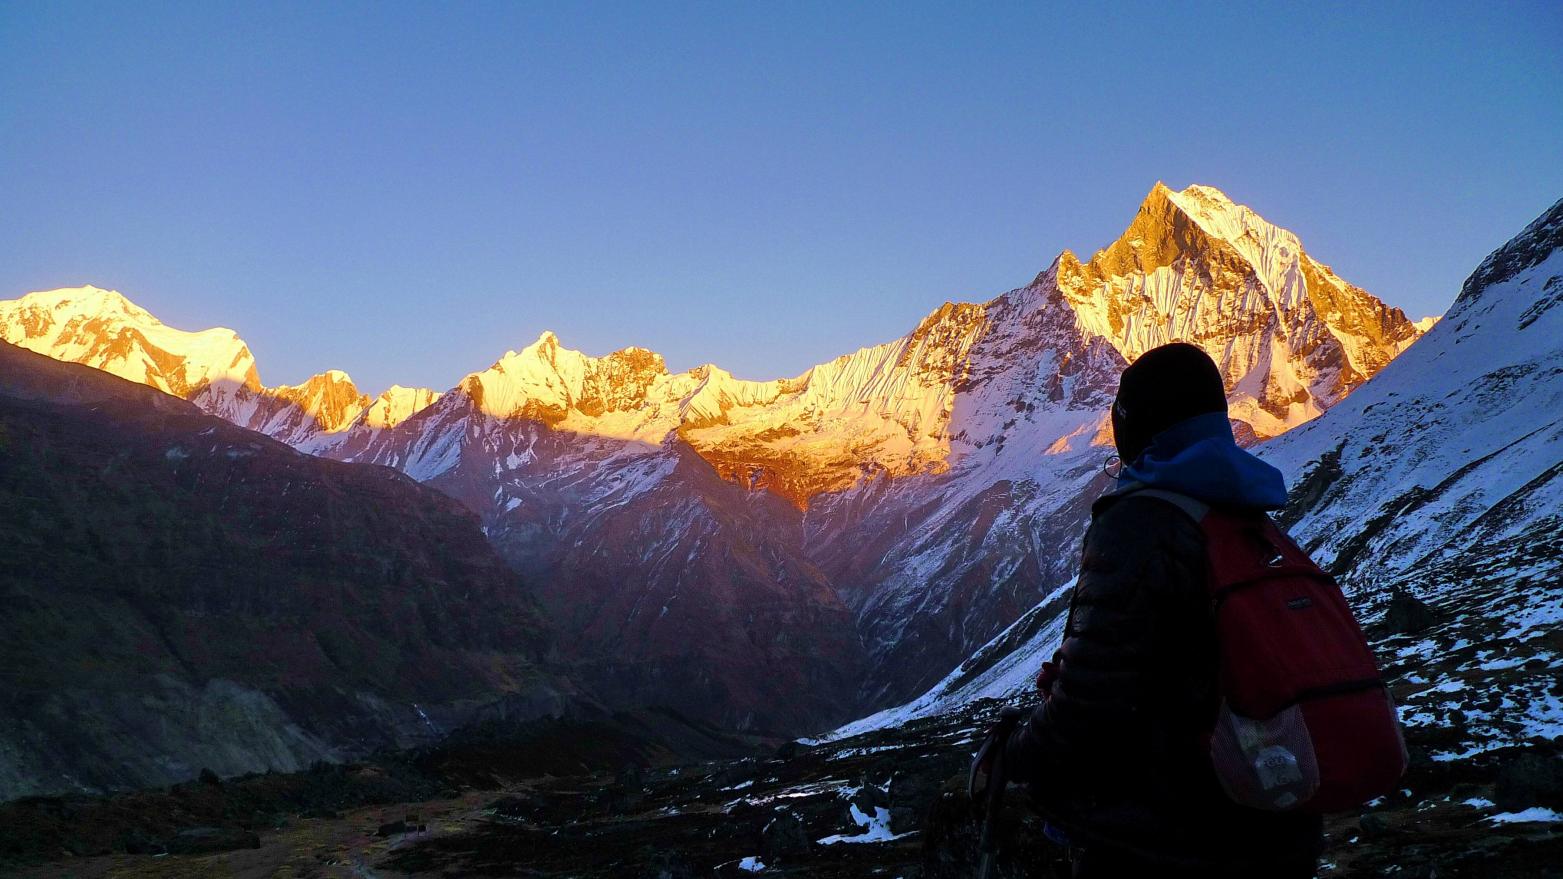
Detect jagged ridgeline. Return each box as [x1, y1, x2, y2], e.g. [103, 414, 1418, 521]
[1, 184, 1433, 741]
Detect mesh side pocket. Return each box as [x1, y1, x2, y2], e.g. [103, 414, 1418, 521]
[1209, 700, 1320, 811]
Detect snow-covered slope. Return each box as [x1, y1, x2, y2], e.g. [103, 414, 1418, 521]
[840, 195, 1563, 755]
[1264, 197, 1563, 589]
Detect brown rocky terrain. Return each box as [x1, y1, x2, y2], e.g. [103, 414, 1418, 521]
[4, 694, 1556, 878]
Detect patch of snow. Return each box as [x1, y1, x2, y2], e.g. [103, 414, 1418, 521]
[1487, 807, 1563, 824]
[817, 804, 911, 845]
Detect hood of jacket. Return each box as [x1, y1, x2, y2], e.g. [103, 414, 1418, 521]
[1113, 411, 1288, 510]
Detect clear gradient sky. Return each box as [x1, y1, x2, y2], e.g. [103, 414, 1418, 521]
[3, 2, 1560, 393]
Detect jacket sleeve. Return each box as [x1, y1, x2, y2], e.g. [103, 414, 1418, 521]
[1002, 496, 1205, 792]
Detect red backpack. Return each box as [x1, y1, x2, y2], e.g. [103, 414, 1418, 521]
[1136, 489, 1408, 813]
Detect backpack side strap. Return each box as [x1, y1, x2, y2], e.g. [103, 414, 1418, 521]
[1126, 488, 1211, 524]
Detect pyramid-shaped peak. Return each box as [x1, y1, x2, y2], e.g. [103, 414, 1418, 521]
[508, 330, 566, 365]
[1137, 180, 1216, 202]
[1061, 182, 1298, 286]
[1158, 183, 1286, 243]
[278, 368, 358, 392]
[312, 369, 358, 391]
[1174, 182, 1238, 204]
[1140, 181, 1236, 204]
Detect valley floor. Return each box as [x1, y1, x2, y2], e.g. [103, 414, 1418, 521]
[5, 699, 1559, 879]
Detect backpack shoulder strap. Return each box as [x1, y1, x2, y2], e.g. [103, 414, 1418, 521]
[1124, 487, 1211, 524]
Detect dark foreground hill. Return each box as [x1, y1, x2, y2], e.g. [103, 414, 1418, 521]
[0, 342, 571, 799]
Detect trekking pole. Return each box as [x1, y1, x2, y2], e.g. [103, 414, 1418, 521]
[972, 706, 1024, 879]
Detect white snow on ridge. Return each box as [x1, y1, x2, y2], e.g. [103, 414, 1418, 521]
[0, 285, 444, 449]
[824, 578, 1075, 740]
[1164, 183, 1311, 310]
[1261, 245, 1563, 581]
[0, 286, 257, 399]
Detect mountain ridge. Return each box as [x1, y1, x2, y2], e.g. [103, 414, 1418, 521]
[1, 183, 1437, 725]
[0, 286, 442, 454]
[834, 192, 1563, 749]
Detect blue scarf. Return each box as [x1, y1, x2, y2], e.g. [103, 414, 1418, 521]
[1119, 412, 1288, 510]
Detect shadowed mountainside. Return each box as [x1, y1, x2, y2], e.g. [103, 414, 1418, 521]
[0, 342, 569, 800]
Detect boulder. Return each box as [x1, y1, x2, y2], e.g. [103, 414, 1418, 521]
[889, 805, 920, 834]
[1383, 586, 1437, 635]
[1494, 751, 1563, 811]
[849, 777, 889, 821]
[1358, 811, 1390, 840]
[760, 811, 811, 859]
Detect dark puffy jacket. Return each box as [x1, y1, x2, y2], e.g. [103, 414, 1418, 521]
[1003, 490, 1324, 873]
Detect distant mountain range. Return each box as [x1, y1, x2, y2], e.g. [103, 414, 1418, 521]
[1, 183, 1438, 737]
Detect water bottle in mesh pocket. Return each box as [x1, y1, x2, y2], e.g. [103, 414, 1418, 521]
[1209, 700, 1320, 810]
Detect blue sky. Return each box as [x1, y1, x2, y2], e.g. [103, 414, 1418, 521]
[2, 2, 1560, 392]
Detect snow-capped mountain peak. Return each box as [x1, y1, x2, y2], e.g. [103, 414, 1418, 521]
[261, 369, 372, 439]
[0, 285, 260, 398]
[361, 384, 444, 429]
[0, 286, 442, 451]
[1160, 182, 1309, 304]
[1049, 183, 1430, 438]
[461, 332, 671, 425]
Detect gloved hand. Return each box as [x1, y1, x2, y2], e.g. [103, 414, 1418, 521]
[1035, 658, 1060, 698]
[968, 707, 1025, 800]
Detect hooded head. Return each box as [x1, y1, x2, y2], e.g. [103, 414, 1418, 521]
[1111, 342, 1229, 466]
[1111, 343, 1288, 510]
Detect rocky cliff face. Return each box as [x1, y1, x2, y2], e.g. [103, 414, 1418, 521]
[1, 184, 1432, 725]
[0, 342, 566, 800]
